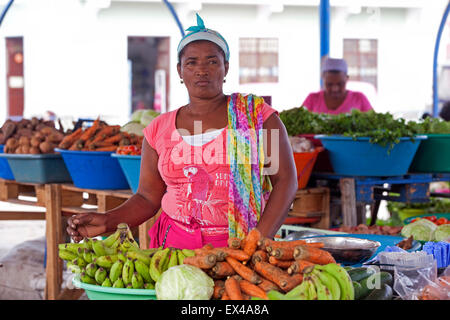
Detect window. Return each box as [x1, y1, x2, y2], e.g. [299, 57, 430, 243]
[239, 38, 279, 84]
[343, 39, 378, 89]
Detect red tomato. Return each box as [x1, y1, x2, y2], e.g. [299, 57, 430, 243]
[424, 216, 437, 223]
[436, 218, 448, 226]
[410, 218, 421, 223]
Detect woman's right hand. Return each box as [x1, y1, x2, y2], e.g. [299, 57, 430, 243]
[66, 212, 108, 242]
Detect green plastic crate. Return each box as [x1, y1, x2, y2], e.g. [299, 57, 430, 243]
[72, 276, 156, 300]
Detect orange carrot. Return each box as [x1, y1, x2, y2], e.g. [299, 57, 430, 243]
[213, 280, 225, 299]
[242, 228, 262, 257]
[103, 133, 123, 144]
[58, 127, 83, 149]
[251, 250, 268, 265]
[258, 278, 281, 292]
[270, 247, 295, 260]
[293, 246, 336, 265]
[283, 273, 304, 292]
[225, 256, 261, 285]
[268, 256, 294, 269]
[227, 237, 242, 250]
[257, 237, 271, 251]
[95, 146, 118, 152]
[221, 292, 230, 300]
[92, 125, 121, 143]
[183, 253, 217, 269]
[239, 279, 268, 300]
[212, 261, 236, 277]
[194, 243, 214, 255]
[79, 118, 101, 141]
[287, 259, 316, 275]
[225, 276, 244, 300]
[253, 261, 299, 292]
[222, 248, 251, 261]
[68, 139, 83, 150]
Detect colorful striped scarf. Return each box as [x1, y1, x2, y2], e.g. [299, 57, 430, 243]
[227, 93, 272, 239]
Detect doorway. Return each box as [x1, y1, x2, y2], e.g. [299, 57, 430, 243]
[127, 36, 170, 113]
[5, 37, 24, 119]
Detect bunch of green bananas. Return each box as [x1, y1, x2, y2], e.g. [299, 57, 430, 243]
[58, 223, 195, 289]
[263, 263, 355, 300]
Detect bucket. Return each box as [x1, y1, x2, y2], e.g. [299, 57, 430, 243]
[0, 153, 72, 184]
[298, 134, 333, 172]
[0, 145, 15, 180]
[410, 134, 450, 173]
[72, 276, 156, 300]
[111, 154, 141, 193]
[293, 147, 323, 189]
[315, 135, 427, 176]
[56, 148, 129, 190]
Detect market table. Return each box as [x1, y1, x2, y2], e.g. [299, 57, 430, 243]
[0, 178, 159, 300]
[311, 172, 450, 227]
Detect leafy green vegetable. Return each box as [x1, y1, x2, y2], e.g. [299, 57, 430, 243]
[411, 117, 450, 134]
[401, 219, 437, 241]
[155, 264, 214, 300]
[387, 198, 450, 215]
[279, 108, 420, 152]
[434, 224, 450, 242]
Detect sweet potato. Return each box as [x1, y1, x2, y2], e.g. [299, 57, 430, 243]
[18, 136, 30, 146]
[39, 141, 55, 154]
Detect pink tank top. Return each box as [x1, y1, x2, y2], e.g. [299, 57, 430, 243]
[143, 103, 277, 237]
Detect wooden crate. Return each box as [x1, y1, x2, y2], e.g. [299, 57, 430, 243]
[288, 187, 330, 229]
[0, 179, 46, 220]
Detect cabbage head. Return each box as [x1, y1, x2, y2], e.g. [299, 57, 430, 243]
[140, 110, 160, 127]
[155, 264, 214, 300]
[434, 224, 450, 242]
[401, 218, 437, 241]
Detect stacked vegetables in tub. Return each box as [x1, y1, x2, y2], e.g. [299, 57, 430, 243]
[1, 117, 67, 154]
[58, 223, 193, 290]
[57, 117, 143, 152]
[182, 229, 355, 300]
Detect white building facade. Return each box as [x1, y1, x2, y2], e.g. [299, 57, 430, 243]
[0, 0, 449, 126]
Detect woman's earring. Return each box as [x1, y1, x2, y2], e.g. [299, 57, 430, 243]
[180, 79, 184, 84]
[223, 78, 226, 83]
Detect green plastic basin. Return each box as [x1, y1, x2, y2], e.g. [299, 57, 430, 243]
[410, 134, 450, 172]
[72, 276, 156, 300]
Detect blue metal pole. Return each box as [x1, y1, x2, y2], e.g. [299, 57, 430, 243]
[162, 0, 185, 37]
[432, 1, 450, 117]
[0, 0, 14, 28]
[320, 0, 330, 87]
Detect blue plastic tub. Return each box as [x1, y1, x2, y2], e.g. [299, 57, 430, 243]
[314, 135, 427, 176]
[111, 154, 141, 193]
[55, 148, 129, 190]
[0, 153, 72, 184]
[0, 145, 15, 180]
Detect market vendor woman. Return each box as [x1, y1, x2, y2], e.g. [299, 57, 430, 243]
[302, 58, 373, 115]
[67, 14, 298, 249]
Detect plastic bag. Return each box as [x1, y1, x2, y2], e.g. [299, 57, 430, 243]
[394, 261, 450, 300]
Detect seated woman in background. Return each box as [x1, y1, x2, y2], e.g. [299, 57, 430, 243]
[302, 58, 374, 115]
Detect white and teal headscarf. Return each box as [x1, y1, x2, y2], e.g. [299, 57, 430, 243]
[177, 14, 230, 61]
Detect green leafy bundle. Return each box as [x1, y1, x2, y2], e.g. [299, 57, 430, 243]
[410, 117, 450, 134]
[279, 108, 420, 151]
[279, 107, 329, 136]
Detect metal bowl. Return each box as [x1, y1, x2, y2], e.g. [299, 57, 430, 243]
[302, 236, 381, 265]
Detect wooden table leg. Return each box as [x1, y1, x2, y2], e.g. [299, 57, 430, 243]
[44, 184, 63, 300]
[369, 200, 381, 226]
[340, 178, 357, 227]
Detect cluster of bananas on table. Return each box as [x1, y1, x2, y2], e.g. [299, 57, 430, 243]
[58, 223, 195, 289]
[266, 263, 355, 300]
